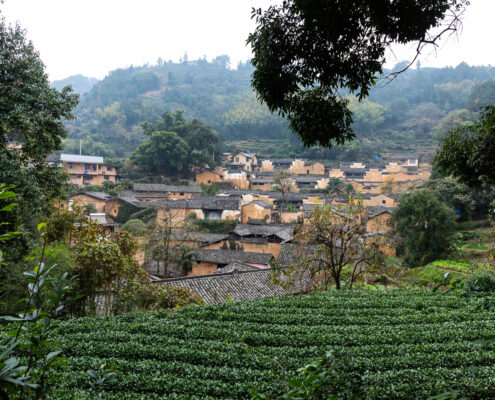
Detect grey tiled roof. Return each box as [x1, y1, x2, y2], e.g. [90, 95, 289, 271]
[236, 152, 257, 158]
[76, 191, 112, 201]
[252, 200, 272, 209]
[251, 178, 274, 184]
[173, 231, 228, 244]
[194, 249, 273, 265]
[158, 268, 313, 305]
[216, 262, 261, 274]
[254, 171, 274, 177]
[295, 176, 327, 183]
[366, 206, 394, 218]
[133, 184, 202, 193]
[120, 191, 172, 199]
[232, 224, 294, 242]
[117, 196, 240, 211]
[277, 243, 302, 268]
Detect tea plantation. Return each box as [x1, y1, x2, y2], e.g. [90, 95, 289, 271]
[48, 290, 495, 399]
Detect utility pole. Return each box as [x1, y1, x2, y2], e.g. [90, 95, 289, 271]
[79, 139, 82, 155]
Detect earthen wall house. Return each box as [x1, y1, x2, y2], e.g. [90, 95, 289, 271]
[189, 261, 218, 276]
[241, 201, 272, 224]
[195, 170, 224, 185]
[70, 192, 112, 213]
[230, 152, 258, 171]
[366, 212, 393, 233]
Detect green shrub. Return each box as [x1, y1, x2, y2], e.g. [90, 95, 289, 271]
[114, 279, 204, 313]
[466, 271, 495, 293]
[122, 219, 147, 236]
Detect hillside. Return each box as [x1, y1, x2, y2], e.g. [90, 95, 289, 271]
[51, 74, 99, 95]
[61, 58, 495, 160]
[48, 290, 495, 399]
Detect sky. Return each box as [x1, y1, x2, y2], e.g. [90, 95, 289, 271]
[1, 0, 494, 82]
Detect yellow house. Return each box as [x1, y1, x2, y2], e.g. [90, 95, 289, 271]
[70, 192, 112, 213]
[241, 200, 273, 224]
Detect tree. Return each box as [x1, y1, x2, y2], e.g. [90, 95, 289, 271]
[272, 170, 295, 209]
[348, 98, 386, 136]
[247, 0, 468, 147]
[327, 178, 346, 198]
[416, 176, 495, 221]
[381, 175, 395, 194]
[392, 189, 457, 267]
[144, 205, 196, 277]
[172, 244, 197, 275]
[73, 223, 139, 315]
[133, 110, 219, 176]
[467, 80, 495, 111]
[288, 201, 387, 289]
[435, 106, 495, 188]
[131, 131, 189, 175]
[0, 16, 77, 264]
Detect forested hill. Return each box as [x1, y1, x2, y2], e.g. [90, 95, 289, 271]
[61, 57, 495, 160]
[51, 74, 99, 95]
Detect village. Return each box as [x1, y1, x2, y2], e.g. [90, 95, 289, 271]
[53, 151, 432, 304]
[5, 1, 495, 398]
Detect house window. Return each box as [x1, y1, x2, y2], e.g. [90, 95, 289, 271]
[85, 164, 90, 169]
[307, 170, 310, 174]
[104, 176, 109, 180]
[180, 192, 184, 196]
[69, 163, 74, 169]
[207, 180, 211, 184]
[107, 166, 112, 171]
[382, 200, 386, 206]
[92, 165, 97, 171]
[236, 157, 239, 162]
[408, 159, 416, 164]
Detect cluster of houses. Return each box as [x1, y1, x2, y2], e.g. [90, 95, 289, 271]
[195, 152, 431, 194]
[62, 152, 430, 304]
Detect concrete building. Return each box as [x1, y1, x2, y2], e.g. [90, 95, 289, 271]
[58, 154, 117, 187]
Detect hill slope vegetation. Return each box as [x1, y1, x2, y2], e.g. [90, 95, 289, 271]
[62, 58, 495, 160]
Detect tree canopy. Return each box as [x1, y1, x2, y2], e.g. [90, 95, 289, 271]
[0, 16, 78, 261]
[393, 189, 457, 267]
[435, 106, 495, 188]
[247, 0, 468, 148]
[131, 110, 219, 176]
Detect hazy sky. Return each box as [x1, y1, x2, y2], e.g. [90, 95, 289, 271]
[1, 0, 494, 81]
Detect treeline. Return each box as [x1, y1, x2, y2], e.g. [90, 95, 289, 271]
[60, 58, 495, 159]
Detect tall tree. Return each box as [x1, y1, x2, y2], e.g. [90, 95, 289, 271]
[392, 189, 457, 267]
[247, 0, 468, 147]
[435, 106, 495, 188]
[133, 110, 219, 176]
[0, 16, 78, 261]
[131, 130, 189, 175]
[283, 201, 387, 289]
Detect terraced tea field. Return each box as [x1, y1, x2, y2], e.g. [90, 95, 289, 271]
[48, 290, 495, 399]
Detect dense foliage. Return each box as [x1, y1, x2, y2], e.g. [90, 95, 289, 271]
[435, 106, 495, 188]
[0, 16, 77, 312]
[41, 290, 495, 399]
[131, 111, 219, 176]
[64, 57, 495, 160]
[393, 190, 457, 267]
[247, 0, 468, 147]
